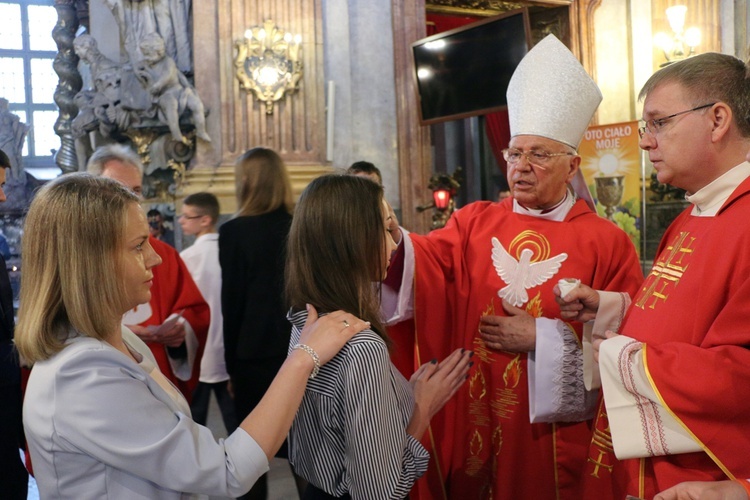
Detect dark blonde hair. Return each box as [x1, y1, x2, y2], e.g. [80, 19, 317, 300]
[285, 175, 389, 343]
[235, 147, 294, 216]
[639, 52, 750, 137]
[15, 173, 140, 363]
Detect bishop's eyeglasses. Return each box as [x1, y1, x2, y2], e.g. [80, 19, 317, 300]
[502, 148, 576, 169]
[637, 102, 716, 139]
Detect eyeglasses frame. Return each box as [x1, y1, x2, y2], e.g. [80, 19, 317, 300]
[638, 102, 717, 139]
[502, 148, 577, 170]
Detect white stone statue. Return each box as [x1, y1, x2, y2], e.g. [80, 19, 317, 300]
[0, 98, 29, 181]
[134, 33, 210, 144]
[103, 0, 193, 75]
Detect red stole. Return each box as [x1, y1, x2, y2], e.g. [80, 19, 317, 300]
[585, 178, 750, 499]
[402, 199, 642, 500]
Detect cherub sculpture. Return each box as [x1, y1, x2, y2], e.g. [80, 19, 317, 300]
[135, 33, 211, 144]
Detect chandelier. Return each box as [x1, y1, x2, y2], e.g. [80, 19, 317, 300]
[234, 20, 303, 114]
[653, 5, 700, 66]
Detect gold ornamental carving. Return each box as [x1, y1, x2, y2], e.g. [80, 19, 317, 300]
[234, 20, 303, 114]
[426, 0, 525, 16]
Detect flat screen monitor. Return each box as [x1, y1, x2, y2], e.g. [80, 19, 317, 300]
[412, 9, 531, 124]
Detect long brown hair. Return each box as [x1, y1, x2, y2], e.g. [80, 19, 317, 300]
[235, 147, 294, 216]
[285, 175, 389, 343]
[15, 173, 140, 363]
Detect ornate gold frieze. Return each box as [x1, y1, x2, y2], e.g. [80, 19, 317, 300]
[426, 0, 573, 17]
[426, 0, 524, 16]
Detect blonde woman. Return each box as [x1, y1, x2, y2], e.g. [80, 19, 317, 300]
[219, 147, 299, 499]
[17, 173, 366, 498]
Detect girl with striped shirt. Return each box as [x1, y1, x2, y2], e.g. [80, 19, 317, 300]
[285, 175, 472, 499]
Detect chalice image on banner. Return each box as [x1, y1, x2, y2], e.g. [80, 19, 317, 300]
[595, 175, 625, 220]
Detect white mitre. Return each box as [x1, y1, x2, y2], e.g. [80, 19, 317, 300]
[506, 34, 602, 149]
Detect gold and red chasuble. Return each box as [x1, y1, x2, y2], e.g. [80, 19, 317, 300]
[583, 178, 750, 499]
[405, 198, 642, 500]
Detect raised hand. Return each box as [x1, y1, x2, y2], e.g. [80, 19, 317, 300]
[407, 348, 473, 439]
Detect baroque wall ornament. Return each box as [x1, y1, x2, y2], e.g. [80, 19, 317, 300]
[426, 0, 525, 15]
[234, 20, 303, 114]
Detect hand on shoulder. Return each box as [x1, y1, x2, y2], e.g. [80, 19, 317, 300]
[297, 304, 369, 365]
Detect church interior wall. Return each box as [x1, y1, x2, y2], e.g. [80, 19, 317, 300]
[5, 0, 749, 226]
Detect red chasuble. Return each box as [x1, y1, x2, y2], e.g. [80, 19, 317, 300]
[407, 198, 642, 500]
[584, 177, 750, 499]
[136, 237, 209, 401]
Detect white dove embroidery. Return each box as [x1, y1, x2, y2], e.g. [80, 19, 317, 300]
[491, 237, 568, 307]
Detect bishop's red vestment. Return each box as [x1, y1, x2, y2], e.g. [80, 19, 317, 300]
[405, 198, 642, 499]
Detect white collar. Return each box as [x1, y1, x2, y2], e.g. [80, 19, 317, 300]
[194, 232, 219, 242]
[686, 161, 750, 217]
[512, 189, 575, 222]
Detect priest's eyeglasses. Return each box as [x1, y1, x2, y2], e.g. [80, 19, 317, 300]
[502, 148, 576, 169]
[637, 103, 716, 139]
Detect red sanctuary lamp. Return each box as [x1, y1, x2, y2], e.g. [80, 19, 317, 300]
[432, 187, 453, 210]
[417, 167, 462, 230]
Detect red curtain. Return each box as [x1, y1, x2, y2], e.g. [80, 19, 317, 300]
[426, 13, 480, 36]
[485, 109, 511, 175]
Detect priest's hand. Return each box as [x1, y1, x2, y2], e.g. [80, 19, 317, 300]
[158, 320, 188, 348]
[592, 330, 618, 364]
[654, 480, 748, 500]
[126, 321, 186, 348]
[555, 282, 600, 322]
[478, 300, 535, 352]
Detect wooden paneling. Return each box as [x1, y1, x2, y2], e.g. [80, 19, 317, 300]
[392, 0, 435, 234]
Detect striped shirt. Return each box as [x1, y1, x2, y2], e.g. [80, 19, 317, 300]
[287, 309, 430, 499]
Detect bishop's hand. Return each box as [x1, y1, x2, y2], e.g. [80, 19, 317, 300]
[478, 300, 536, 353]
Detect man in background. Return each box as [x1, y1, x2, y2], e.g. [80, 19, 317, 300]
[347, 160, 382, 184]
[347, 161, 401, 243]
[147, 208, 175, 247]
[87, 144, 209, 401]
[0, 149, 27, 498]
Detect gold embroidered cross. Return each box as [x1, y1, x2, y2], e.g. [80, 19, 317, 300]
[635, 231, 695, 310]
